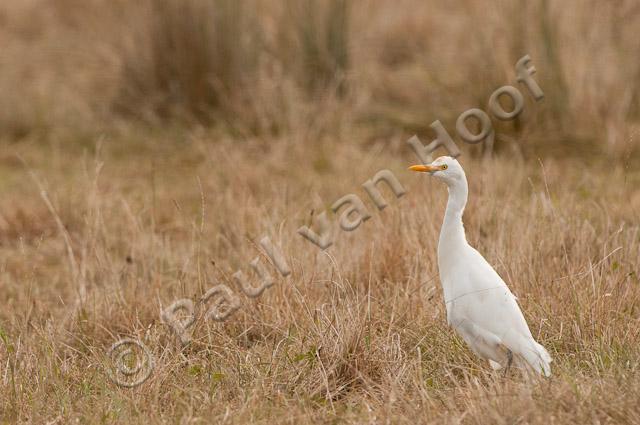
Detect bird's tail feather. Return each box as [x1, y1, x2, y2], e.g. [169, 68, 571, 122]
[519, 340, 552, 377]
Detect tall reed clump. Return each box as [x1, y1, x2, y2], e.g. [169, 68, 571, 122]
[111, 0, 352, 135]
[114, 0, 261, 124]
[286, 0, 350, 95]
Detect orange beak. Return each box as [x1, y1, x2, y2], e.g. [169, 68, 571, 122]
[408, 164, 443, 173]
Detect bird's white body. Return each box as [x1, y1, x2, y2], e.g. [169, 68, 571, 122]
[411, 157, 551, 376]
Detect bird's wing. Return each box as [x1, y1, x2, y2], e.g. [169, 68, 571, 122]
[462, 247, 533, 339]
[450, 247, 551, 375]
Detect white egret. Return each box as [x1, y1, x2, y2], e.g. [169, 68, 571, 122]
[409, 156, 551, 376]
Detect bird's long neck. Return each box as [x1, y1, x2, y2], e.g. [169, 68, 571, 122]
[439, 176, 469, 255]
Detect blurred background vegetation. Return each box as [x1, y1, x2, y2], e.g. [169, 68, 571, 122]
[1, 0, 639, 158]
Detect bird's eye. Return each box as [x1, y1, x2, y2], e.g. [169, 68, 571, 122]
[441, 164, 448, 170]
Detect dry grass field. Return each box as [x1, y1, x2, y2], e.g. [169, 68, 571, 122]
[1, 0, 640, 424]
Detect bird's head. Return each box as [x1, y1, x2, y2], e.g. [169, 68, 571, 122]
[408, 156, 465, 186]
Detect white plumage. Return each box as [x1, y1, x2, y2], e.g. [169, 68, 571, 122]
[410, 156, 552, 376]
